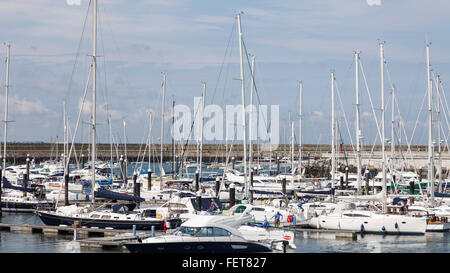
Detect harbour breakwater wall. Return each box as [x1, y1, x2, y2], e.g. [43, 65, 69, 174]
[1, 143, 446, 173]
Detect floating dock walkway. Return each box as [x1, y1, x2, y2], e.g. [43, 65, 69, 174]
[0, 222, 153, 237]
[279, 223, 358, 240]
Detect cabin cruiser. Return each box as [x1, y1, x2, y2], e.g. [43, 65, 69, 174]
[124, 214, 285, 253]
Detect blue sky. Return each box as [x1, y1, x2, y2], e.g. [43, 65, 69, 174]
[0, 0, 449, 146]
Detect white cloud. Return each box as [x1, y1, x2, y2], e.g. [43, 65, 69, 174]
[0, 95, 53, 115]
[193, 15, 234, 24]
[366, 0, 381, 6]
[78, 99, 123, 121]
[66, 0, 81, 6]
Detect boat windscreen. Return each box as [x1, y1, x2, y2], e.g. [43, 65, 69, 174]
[190, 197, 223, 211]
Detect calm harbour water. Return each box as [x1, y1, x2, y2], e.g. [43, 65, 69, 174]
[0, 214, 448, 253]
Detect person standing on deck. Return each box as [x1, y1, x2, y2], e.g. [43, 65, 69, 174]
[271, 211, 283, 227]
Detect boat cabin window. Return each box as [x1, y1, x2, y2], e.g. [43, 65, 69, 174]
[101, 215, 111, 219]
[142, 209, 156, 218]
[252, 207, 265, 212]
[163, 203, 187, 208]
[197, 227, 231, 237]
[176, 226, 199, 236]
[176, 226, 231, 237]
[189, 198, 222, 211]
[343, 213, 370, 217]
[91, 214, 100, 219]
[235, 205, 247, 213]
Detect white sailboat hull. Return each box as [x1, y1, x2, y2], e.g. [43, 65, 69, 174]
[309, 211, 427, 234]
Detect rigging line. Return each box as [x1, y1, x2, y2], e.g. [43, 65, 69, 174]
[175, 89, 204, 177]
[98, 3, 111, 124]
[437, 79, 450, 127]
[335, 79, 356, 155]
[0, 54, 5, 162]
[364, 122, 381, 173]
[359, 59, 383, 145]
[431, 71, 450, 144]
[383, 74, 419, 172]
[214, 31, 235, 157]
[66, 117, 80, 168]
[393, 122, 418, 177]
[407, 88, 427, 149]
[98, 1, 136, 101]
[241, 38, 272, 145]
[397, 89, 425, 172]
[432, 75, 450, 155]
[212, 32, 236, 160]
[64, 0, 92, 104]
[146, 112, 155, 169]
[132, 116, 151, 175]
[336, 120, 349, 168]
[219, 125, 237, 193]
[137, 119, 152, 174]
[210, 19, 237, 105]
[54, 2, 91, 156]
[65, 65, 92, 171]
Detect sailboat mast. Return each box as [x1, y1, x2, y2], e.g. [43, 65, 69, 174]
[249, 55, 255, 177]
[3, 43, 10, 171]
[160, 72, 166, 188]
[237, 13, 248, 198]
[355, 51, 362, 195]
[108, 115, 113, 179]
[148, 111, 153, 176]
[299, 81, 303, 174]
[426, 43, 434, 206]
[91, 0, 97, 204]
[391, 85, 395, 179]
[290, 118, 294, 188]
[331, 71, 336, 194]
[436, 75, 442, 192]
[172, 100, 175, 178]
[63, 101, 67, 176]
[123, 120, 127, 181]
[380, 42, 387, 213]
[199, 82, 206, 180]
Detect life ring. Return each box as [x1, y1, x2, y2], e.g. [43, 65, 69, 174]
[283, 235, 291, 240]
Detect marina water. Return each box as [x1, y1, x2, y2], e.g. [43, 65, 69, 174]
[1, 163, 448, 253]
[1, 214, 448, 253]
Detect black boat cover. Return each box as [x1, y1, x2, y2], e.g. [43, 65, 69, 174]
[112, 203, 137, 213]
[434, 192, 450, 198]
[296, 188, 335, 195]
[250, 189, 283, 195]
[94, 187, 145, 202]
[2, 177, 36, 193]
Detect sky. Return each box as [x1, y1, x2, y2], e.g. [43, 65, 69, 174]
[0, 0, 449, 147]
